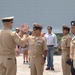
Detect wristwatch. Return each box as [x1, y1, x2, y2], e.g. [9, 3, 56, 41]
[23, 32, 27, 34]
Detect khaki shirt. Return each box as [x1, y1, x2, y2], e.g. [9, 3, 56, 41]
[0, 28, 23, 55]
[61, 34, 71, 53]
[28, 36, 47, 56]
[70, 36, 75, 68]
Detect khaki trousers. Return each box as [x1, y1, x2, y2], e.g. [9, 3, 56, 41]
[62, 53, 71, 75]
[0, 55, 17, 75]
[30, 56, 44, 75]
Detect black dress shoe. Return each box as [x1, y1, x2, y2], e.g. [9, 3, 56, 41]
[51, 67, 55, 70]
[23, 61, 25, 64]
[46, 67, 50, 70]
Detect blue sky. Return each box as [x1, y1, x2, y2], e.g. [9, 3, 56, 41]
[0, 0, 75, 32]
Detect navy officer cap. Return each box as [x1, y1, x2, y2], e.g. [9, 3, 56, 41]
[1, 16, 14, 22]
[71, 20, 75, 26]
[62, 25, 70, 31]
[33, 23, 43, 30]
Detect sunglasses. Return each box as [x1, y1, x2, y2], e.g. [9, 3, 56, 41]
[33, 29, 38, 31]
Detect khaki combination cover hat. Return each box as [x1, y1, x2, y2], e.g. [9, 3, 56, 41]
[33, 23, 43, 30]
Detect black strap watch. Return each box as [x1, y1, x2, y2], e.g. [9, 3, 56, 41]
[23, 32, 28, 34]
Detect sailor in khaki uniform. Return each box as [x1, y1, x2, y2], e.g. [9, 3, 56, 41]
[25, 23, 48, 75]
[0, 16, 27, 75]
[61, 25, 71, 75]
[70, 20, 75, 75]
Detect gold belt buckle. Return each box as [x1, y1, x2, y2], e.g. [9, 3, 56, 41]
[33, 55, 36, 58]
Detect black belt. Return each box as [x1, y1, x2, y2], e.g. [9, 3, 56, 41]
[47, 45, 54, 47]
